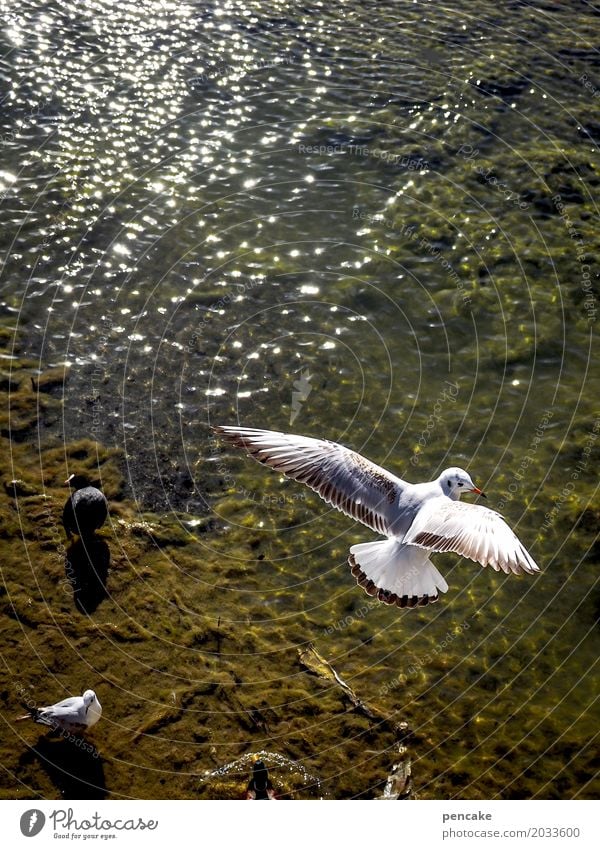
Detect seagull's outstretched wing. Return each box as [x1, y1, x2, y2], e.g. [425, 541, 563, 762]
[214, 426, 406, 536]
[404, 497, 539, 575]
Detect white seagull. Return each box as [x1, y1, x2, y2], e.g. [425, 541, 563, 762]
[215, 426, 540, 608]
[16, 689, 102, 734]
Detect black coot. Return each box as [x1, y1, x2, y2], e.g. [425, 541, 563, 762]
[246, 759, 275, 800]
[63, 474, 108, 539]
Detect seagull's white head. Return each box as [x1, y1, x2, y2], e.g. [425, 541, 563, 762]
[439, 468, 485, 501]
[82, 690, 102, 725]
[82, 690, 97, 709]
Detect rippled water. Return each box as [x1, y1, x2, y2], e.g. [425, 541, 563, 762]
[0, 0, 598, 800]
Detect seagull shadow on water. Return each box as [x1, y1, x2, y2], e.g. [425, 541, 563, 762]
[21, 735, 107, 799]
[64, 537, 110, 614]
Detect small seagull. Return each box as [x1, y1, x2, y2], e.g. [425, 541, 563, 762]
[63, 474, 108, 540]
[215, 426, 540, 608]
[16, 689, 102, 734]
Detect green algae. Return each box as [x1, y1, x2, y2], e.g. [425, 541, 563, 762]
[0, 338, 410, 800]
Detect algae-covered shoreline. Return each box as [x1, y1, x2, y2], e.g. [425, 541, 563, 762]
[1, 321, 598, 799]
[0, 330, 413, 799]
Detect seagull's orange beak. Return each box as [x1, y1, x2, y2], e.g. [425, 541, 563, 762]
[470, 485, 486, 498]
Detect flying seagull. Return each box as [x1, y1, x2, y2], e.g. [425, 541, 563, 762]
[214, 426, 540, 608]
[16, 689, 102, 734]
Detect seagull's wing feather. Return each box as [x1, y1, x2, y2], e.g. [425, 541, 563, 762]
[215, 426, 406, 535]
[36, 697, 86, 726]
[404, 497, 539, 575]
[42, 699, 84, 720]
[48, 696, 80, 711]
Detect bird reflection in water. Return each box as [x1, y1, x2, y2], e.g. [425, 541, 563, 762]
[62, 473, 111, 613]
[24, 736, 106, 800]
[64, 537, 110, 614]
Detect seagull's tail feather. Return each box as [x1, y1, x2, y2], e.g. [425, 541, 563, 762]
[15, 707, 54, 726]
[15, 707, 41, 723]
[349, 539, 448, 608]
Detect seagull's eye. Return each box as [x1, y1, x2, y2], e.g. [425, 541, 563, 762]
[458, 482, 463, 487]
[447, 480, 451, 486]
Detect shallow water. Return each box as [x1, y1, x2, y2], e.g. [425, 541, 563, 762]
[0, 0, 598, 799]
